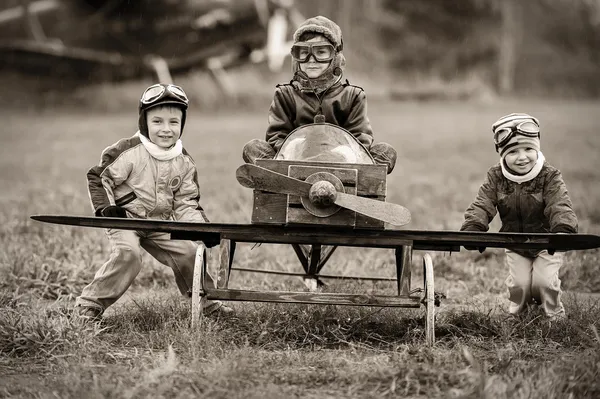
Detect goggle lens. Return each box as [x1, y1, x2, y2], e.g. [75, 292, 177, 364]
[141, 84, 188, 105]
[291, 42, 335, 62]
[141, 85, 165, 104]
[494, 128, 512, 144]
[494, 120, 540, 146]
[169, 85, 188, 101]
[517, 121, 539, 134]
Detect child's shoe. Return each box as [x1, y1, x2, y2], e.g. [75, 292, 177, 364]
[77, 306, 103, 323]
[203, 300, 234, 316]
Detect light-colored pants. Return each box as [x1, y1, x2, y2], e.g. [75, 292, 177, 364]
[76, 229, 217, 311]
[505, 249, 565, 318]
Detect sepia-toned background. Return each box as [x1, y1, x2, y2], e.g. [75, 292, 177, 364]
[1, 1, 599, 397]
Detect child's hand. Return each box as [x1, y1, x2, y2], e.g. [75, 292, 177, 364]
[100, 206, 127, 218]
[201, 237, 220, 248]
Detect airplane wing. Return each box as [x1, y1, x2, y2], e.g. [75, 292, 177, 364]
[0, 39, 143, 80]
[30, 215, 600, 252]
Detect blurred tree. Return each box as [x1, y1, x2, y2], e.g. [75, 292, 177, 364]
[497, 0, 518, 94]
[378, 0, 497, 76]
[376, 0, 600, 96]
[294, 0, 389, 74]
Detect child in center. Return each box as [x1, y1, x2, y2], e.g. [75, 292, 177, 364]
[242, 15, 397, 174]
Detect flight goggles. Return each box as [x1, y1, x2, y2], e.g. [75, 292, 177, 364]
[291, 42, 335, 62]
[493, 120, 540, 148]
[140, 83, 188, 107]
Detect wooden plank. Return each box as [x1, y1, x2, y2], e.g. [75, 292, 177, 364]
[355, 213, 385, 229]
[287, 186, 358, 205]
[396, 245, 412, 296]
[286, 207, 355, 227]
[283, 165, 392, 228]
[287, 163, 384, 229]
[252, 191, 287, 224]
[257, 159, 387, 196]
[191, 243, 206, 329]
[253, 160, 386, 228]
[307, 245, 321, 275]
[216, 239, 230, 289]
[31, 216, 600, 252]
[231, 267, 397, 282]
[316, 245, 338, 274]
[204, 288, 422, 307]
[413, 244, 461, 252]
[291, 244, 309, 272]
[286, 165, 358, 226]
[288, 165, 359, 184]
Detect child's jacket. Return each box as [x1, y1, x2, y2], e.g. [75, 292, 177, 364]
[266, 80, 373, 152]
[87, 134, 208, 222]
[461, 162, 578, 257]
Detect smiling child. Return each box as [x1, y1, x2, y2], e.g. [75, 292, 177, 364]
[78, 83, 232, 321]
[460, 113, 578, 319]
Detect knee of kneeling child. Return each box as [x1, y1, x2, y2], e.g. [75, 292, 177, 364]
[242, 139, 274, 163]
[534, 273, 562, 292]
[114, 245, 141, 265]
[506, 273, 530, 289]
[370, 142, 398, 173]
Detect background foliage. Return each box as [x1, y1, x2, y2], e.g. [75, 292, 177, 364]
[298, 0, 600, 97]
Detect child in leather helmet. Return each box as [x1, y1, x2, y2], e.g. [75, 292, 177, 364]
[461, 113, 578, 319]
[77, 83, 232, 321]
[242, 15, 397, 174]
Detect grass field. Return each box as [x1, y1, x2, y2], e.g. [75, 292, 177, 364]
[1, 98, 599, 398]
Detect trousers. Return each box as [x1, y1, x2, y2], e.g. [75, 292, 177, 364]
[76, 229, 217, 311]
[505, 249, 565, 318]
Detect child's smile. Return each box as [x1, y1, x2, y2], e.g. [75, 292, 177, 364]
[504, 147, 538, 174]
[146, 106, 183, 149]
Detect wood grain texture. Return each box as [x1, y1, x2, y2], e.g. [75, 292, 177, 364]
[257, 159, 387, 196]
[204, 288, 422, 307]
[31, 216, 600, 252]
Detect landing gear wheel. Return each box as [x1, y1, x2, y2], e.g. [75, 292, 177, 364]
[423, 253, 435, 346]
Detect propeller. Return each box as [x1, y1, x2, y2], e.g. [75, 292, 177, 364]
[236, 164, 411, 226]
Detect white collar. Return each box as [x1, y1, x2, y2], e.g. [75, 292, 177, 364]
[136, 131, 183, 161]
[501, 151, 545, 184]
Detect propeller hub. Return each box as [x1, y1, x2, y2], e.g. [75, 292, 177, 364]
[308, 181, 337, 207]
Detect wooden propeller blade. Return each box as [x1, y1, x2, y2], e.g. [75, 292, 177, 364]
[236, 164, 311, 196]
[237, 164, 411, 226]
[334, 192, 411, 227]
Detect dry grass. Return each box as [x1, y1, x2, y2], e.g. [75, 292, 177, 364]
[1, 97, 600, 398]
